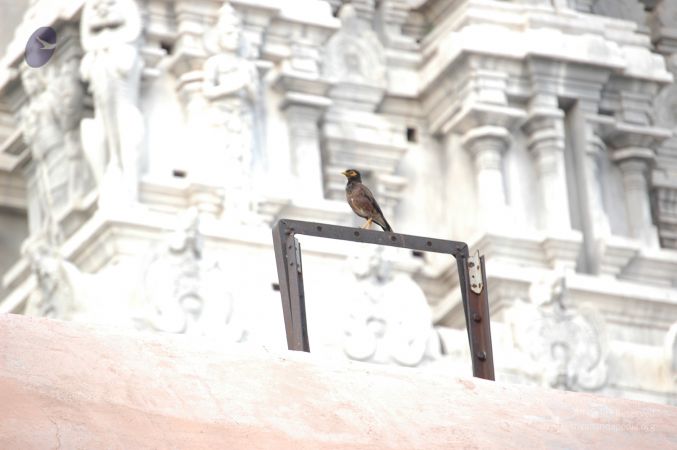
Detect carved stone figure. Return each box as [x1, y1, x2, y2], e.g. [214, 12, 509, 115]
[80, 0, 145, 204]
[201, 4, 260, 222]
[20, 53, 92, 242]
[343, 248, 440, 367]
[324, 5, 386, 89]
[20, 64, 82, 242]
[58, 56, 93, 200]
[23, 240, 81, 320]
[23, 236, 139, 327]
[512, 276, 609, 391]
[139, 208, 246, 340]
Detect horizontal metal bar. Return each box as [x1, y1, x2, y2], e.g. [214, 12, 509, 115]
[276, 219, 468, 257]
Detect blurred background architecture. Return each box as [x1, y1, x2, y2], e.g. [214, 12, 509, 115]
[0, 0, 676, 405]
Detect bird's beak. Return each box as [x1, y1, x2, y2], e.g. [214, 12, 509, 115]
[341, 170, 348, 177]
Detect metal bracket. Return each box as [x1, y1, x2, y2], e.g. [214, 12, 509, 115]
[272, 219, 495, 381]
[468, 250, 483, 294]
[294, 238, 302, 273]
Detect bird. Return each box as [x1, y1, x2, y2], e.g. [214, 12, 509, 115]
[36, 36, 57, 51]
[341, 169, 392, 232]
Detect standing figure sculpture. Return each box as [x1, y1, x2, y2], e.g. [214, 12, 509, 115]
[80, 0, 145, 206]
[20, 66, 67, 242]
[58, 56, 93, 201]
[202, 4, 260, 223]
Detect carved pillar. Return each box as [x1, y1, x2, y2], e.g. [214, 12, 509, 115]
[602, 73, 671, 247]
[461, 126, 510, 226]
[650, 1, 677, 249]
[176, 70, 210, 160]
[272, 11, 337, 199]
[172, 0, 221, 59]
[231, 0, 280, 60]
[566, 99, 612, 274]
[523, 94, 571, 232]
[168, 0, 222, 176]
[651, 0, 677, 55]
[613, 149, 658, 246]
[423, 52, 524, 231]
[282, 99, 331, 198]
[584, 125, 612, 238]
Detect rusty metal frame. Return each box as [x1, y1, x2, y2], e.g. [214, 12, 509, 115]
[272, 219, 495, 380]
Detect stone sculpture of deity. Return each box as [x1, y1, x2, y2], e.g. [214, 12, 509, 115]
[80, 0, 145, 204]
[511, 276, 609, 391]
[139, 208, 246, 340]
[58, 55, 93, 200]
[343, 248, 440, 366]
[202, 4, 260, 222]
[20, 58, 92, 242]
[23, 239, 83, 320]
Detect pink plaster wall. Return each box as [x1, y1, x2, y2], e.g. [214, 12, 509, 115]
[0, 313, 675, 449]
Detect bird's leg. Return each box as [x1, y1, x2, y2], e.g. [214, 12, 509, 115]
[361, 218, 373, 229]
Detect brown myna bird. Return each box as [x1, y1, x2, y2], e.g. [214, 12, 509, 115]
[342, 169, 392, 232]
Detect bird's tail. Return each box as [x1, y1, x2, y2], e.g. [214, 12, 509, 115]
[379, 217, 392, 232]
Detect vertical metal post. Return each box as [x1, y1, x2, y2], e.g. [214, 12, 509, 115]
[463, 252, 495, 380]
[285, 236, 310, 351]
[272, 224, 295, 348]
[272, 221, 310, 352]
[456, 251, 472, 352]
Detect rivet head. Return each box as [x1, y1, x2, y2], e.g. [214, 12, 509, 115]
[472, 313, 481, 323]
[476, 351, 487, 361]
